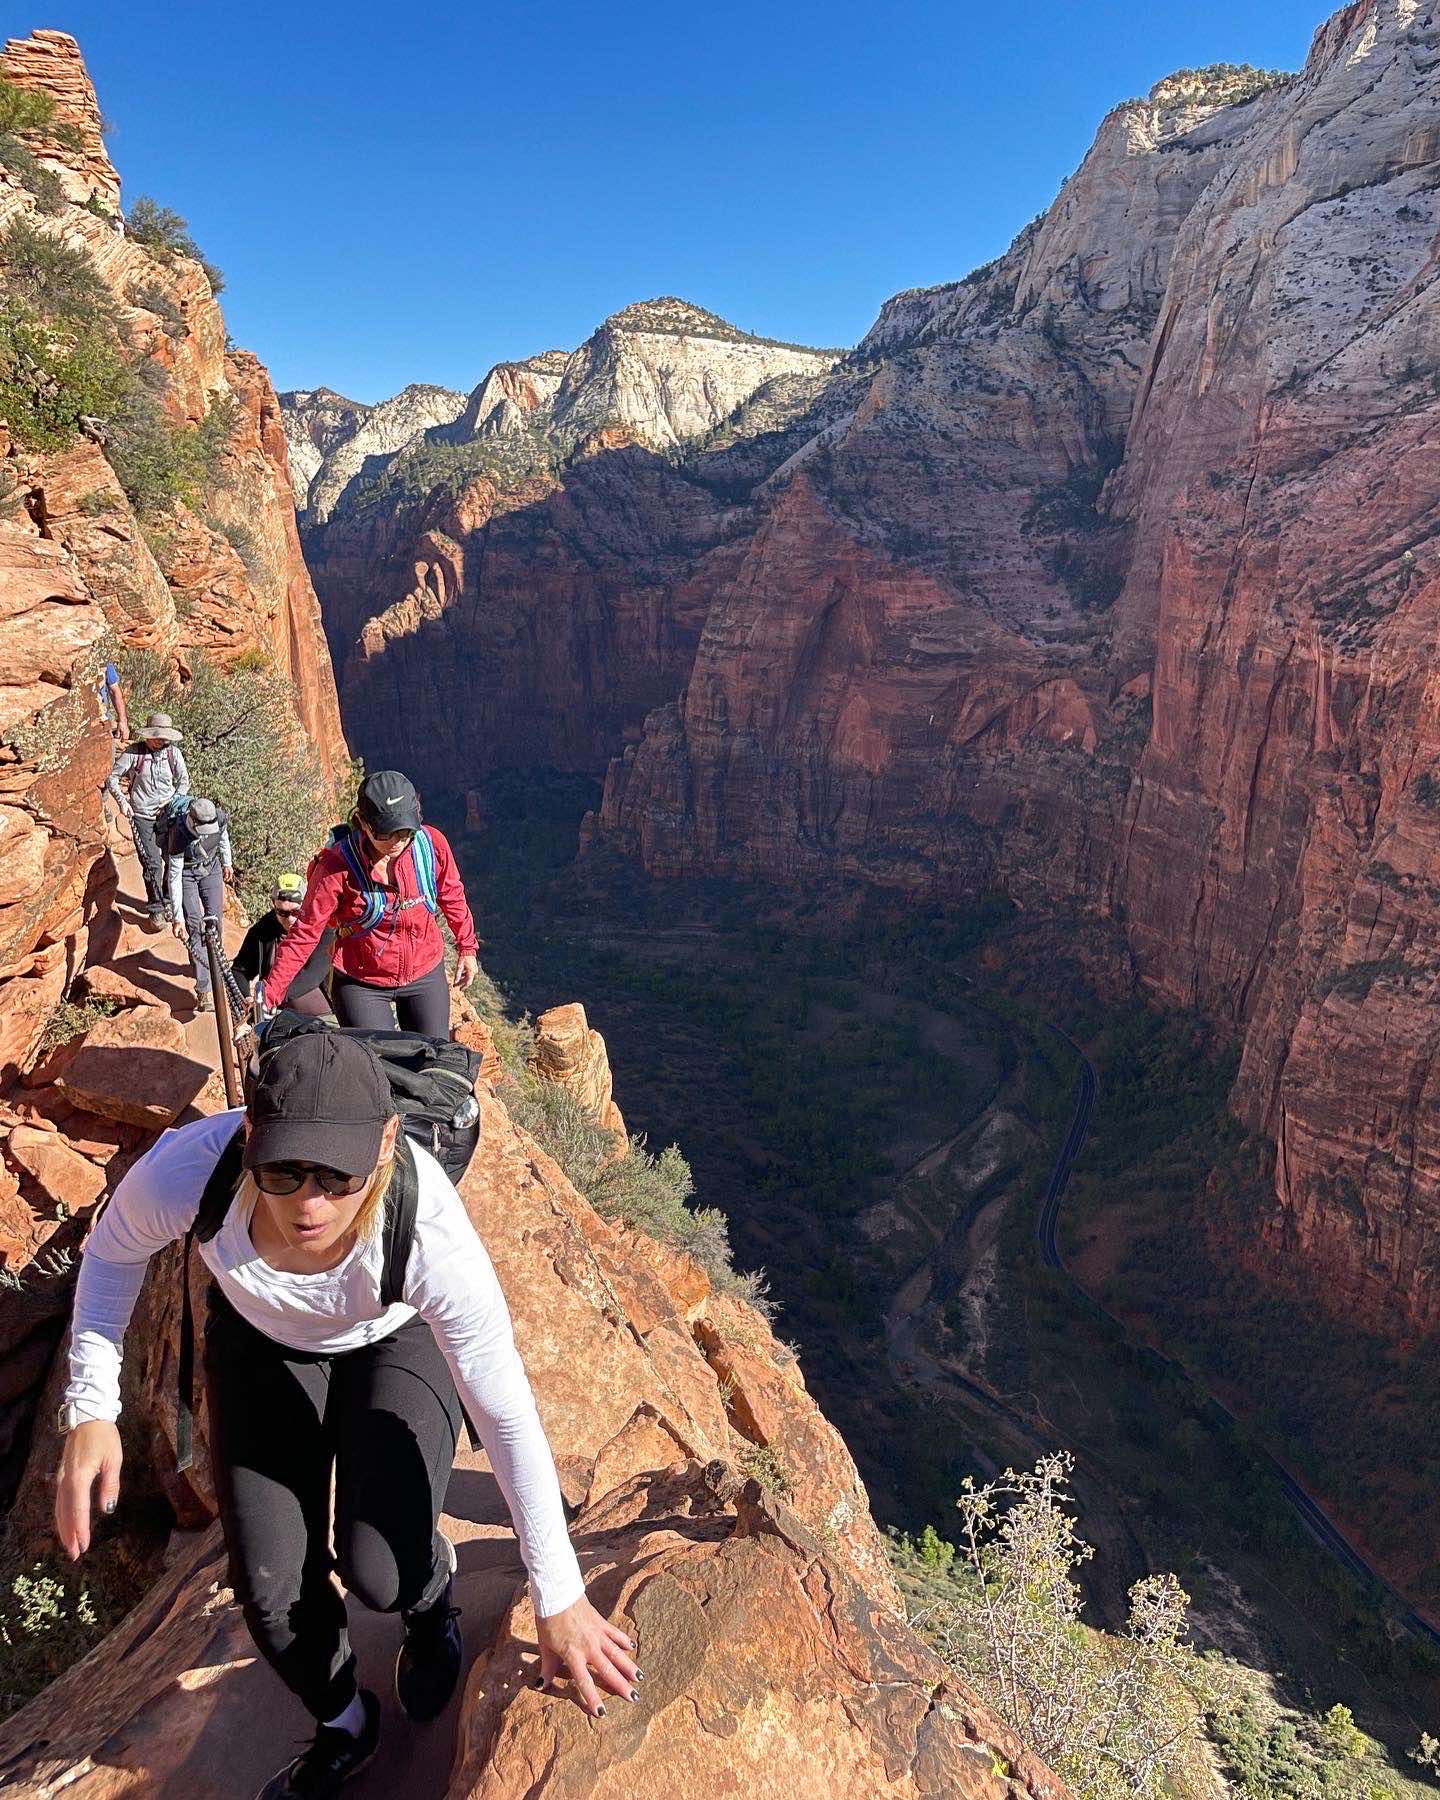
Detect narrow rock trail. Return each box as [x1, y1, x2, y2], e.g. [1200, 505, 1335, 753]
[104, 842, 242, 1074]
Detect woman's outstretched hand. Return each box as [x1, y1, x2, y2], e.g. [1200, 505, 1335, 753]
[535, 1595, 640, 1715]
[56, 1420, 123, 1559]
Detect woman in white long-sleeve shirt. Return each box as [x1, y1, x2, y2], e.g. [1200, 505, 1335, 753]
[56, 1031, 638, 1800]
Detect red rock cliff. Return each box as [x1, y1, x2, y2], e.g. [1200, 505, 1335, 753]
[294, 303, 838, 794]
[0, 30, 347, 1518]
[597, 6, 1440, 1338]
[0, 31, 346, 778]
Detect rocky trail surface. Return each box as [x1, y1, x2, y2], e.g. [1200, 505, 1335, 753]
[0, 976, 1070, 1798]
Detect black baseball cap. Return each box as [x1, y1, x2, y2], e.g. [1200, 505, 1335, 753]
[357, 770, 422, 834]
[243, 1033, 394, 1177]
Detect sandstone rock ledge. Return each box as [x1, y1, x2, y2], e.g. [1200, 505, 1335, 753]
[454, 1463, 1065, 1800]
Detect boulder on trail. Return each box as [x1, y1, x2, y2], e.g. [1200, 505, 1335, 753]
[54, 1006, 212, 1127]
[4, 1123, 106, 1214]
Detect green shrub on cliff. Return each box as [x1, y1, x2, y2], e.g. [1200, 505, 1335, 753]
[0, 133, 64, 213]
[892, 1454, 1233, 1798]
[0, 75, 56, 135]
[499, 1067, 762, 1304]
[0, 223, 136, 456]
[105, 385, 237, 516]
[0, 300, 130, 451]
[126, 194, 225, 294]
[1, 219, 116, 327]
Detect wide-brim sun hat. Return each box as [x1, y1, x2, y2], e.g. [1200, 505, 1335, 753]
[141, 711, 183, 744]
[243, 1032, 394, 1178]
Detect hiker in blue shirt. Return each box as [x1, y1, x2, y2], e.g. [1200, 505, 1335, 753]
[165, 798, 234, 1015]
[96, 661, 128, 745]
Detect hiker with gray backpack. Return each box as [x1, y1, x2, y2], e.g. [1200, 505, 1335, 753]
[104, 711, 190, 929]
[55, 1026, 639, 1800]
[165, 796, 235, 1014]
[258, 771, 478, 1038]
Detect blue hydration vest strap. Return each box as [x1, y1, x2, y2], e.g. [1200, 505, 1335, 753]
[335, 826, 438, 939]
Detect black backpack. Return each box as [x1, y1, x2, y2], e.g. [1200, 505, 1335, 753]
[175, 1017, 484, 1470]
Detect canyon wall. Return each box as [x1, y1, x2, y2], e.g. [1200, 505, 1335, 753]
[297, 5, 1440, 1339]
[294, 300, 838, 791]
[600, 6, 1440, 1338]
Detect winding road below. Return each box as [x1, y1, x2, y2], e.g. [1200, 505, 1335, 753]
[1034, 1022, 1440, 1651]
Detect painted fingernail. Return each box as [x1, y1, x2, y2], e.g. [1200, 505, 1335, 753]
[634, 1670, 644, 1680]
[532, 1676, 544, 1689]
[102, 1501, 116, 1515]
[596, 1705, 606, 1717]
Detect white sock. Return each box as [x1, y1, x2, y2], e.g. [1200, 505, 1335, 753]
[322, 1694, 366, 1737]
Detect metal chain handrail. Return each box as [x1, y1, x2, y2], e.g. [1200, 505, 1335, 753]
[199, 915, 249, 1106]
[199, 914, 249, 1017]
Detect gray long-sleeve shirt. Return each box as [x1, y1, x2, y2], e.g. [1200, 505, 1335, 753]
[105, 744, 189, 819]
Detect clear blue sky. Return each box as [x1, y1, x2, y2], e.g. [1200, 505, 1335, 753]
[39, 1, 1325, 402]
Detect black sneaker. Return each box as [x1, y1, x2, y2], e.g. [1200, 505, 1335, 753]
[396, 1533, 463, 1722]
[254, 1690, 380, 1799]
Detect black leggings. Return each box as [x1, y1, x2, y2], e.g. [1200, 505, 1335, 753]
[331, 958, 450, 1037]
[131, 813, 167, 916]
[205, 1290, 463, 1720]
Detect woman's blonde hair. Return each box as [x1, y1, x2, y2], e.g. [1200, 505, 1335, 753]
[238, 1148, 397, 1248]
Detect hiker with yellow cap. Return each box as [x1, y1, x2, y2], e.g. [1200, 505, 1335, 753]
[234, 874, 336, 1019]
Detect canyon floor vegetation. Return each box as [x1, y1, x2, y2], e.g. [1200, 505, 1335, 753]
[442, 767, 1440, 1797]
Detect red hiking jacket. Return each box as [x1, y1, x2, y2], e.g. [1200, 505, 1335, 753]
[260, 825, 477, 1005]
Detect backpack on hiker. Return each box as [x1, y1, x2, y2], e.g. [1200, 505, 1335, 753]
[330, 822, 439, 940]
[164, 800, 229, 875]
[175, 1017, 484, 1470]
[160, 790, 195, 830]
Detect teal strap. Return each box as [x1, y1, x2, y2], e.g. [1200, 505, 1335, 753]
[411, 827, 438, 913]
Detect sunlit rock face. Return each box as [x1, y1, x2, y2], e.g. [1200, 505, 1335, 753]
[604, 5, 1440, 1336]
[298, 3, 1440, 1338]
[0, 30, 348, 1511]
[289, 301, 839, 786]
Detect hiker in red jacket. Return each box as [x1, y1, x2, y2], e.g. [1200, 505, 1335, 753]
[259, 772, 478, 1038]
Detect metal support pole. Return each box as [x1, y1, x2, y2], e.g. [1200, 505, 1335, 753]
[203, 916, 242, 1108]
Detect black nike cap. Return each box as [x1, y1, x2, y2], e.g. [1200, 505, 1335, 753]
[357, 770, 422, 834]
[243, 1032, 394, 1176]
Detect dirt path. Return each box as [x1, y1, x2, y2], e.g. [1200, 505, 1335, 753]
[107, 842, 245, 1076]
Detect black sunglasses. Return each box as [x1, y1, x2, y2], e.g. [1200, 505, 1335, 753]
[253, 1161, 368, 1197]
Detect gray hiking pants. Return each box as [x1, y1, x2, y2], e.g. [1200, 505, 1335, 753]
[181, 863, 225, 995]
